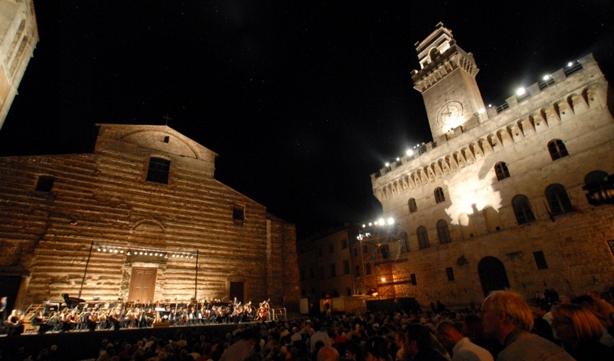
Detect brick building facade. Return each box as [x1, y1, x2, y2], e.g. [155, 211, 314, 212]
[0, 124, 299, 311]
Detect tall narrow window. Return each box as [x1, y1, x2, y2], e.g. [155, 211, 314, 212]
[366, 263, 371, 275]
[400, 232, 409, 253]
[408, 198, 418, 213]
[512, 194, 535, 225]
[35, 175, 55, 192]
[436, 219, 451, 244]
[410, 273, 417, 285]
[533, 251, 548, 270]
[329, 263, 336, 278]
[146, 157, 171, 184]
[446, 267, 455, 281]
[417, 226, 430, 249]
[545, 184, 572, 215]
[434, 187, 445, 203]
[494, 162, 510, 181]
[547, 139, 569, 161]
[380, 244, 390, 259]
[343, 260, 350, 275]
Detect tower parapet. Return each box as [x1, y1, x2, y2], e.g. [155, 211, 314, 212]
[372, 53, 608, 201]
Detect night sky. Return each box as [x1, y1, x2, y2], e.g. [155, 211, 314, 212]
[1, 1, 613, 237]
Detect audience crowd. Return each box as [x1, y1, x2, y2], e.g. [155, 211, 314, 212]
[2, 288, 613, 361]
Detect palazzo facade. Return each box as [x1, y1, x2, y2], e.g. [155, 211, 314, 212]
[369, 24, 614, 305]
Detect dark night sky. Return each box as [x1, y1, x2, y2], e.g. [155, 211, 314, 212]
[1, 1, 613, 237]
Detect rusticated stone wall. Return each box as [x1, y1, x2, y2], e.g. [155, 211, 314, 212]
[0, 124, 299, 309]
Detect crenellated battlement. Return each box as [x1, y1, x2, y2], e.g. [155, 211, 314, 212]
[372, 53, 608, 202]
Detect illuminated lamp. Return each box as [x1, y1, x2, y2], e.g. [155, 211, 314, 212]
[515, 87, 526, 97]
[405, 149, 414, 157]
[386, 217, 395, 225]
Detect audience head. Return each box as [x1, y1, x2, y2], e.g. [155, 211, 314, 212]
[481, 290, 534, 342]
[317, 346, 340, 361]
[551, 303, 604, 344]
[436, 320, 464, 350]
[366, 336, 388, 361]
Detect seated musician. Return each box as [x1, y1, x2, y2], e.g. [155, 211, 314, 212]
[31, 310, 52, 334]
[5, 309, 24, 336]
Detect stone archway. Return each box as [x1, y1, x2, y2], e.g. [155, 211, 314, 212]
[478, 256, 510, 296]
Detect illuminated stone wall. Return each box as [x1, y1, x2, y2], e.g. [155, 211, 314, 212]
[0, 124, 299, 309]
[0, 0, 38, 129]
[371, 29, 614, 305]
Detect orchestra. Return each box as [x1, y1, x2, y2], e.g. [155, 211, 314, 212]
[8, 297, 274, 334]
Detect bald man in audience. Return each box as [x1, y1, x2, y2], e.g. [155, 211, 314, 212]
[317, 346, 340, 361]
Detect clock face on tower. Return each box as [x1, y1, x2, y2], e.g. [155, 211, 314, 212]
[436, 101, 464, 131]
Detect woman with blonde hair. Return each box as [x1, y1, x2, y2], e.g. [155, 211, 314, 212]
[551, 303, 613, 361]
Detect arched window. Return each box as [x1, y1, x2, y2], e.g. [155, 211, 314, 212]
[400, 232, 409, 252]
[436, 219, 451, 244]
[584, 170, 608, 188]
[417, 226, 429, 249]
[545, 184, 572, 215]
[434, 187, 445, 203]
[408, 198, 417, 213]
[494, 162, 510, 181]
[547, 139, 569, 161]
[512, 195, 535, 225]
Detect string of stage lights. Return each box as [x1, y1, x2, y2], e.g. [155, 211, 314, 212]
[94, 244, 196, 259]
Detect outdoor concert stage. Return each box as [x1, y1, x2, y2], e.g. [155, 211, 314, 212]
[0, 321, 255, 361]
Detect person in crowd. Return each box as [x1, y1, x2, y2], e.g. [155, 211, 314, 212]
[480, 290, 575, 361]
[366, 336, 392, 361]
[310, 323, 332, 353]
[399, 323, 448, 361]
[437, 320, 493, 361]
[551, 303, 614, 361]
[317, 346, 340, 361]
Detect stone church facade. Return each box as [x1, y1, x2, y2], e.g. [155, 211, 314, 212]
[0, 124, 299, 311]
[0, 0, 38, 129]
[370, 24, 614, 306]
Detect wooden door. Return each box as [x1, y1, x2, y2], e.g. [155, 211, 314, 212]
[229, 281, 244, 303]
[128, 267, 157, 303]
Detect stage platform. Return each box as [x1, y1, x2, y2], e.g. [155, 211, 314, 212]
[0, 322, 258, 361]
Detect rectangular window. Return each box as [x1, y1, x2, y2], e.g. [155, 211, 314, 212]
[163, 136, 170, 143]
[366, 263, 371, 275]
[330, 263, 336, 278]
[363, 245, 368, 254]
[380, 244, 390, 259]
[533, 251, 549, 270]
[146, 157, 170, 184]
[300, 269, 305, 281]
[410, 273, 417, 285]
[35, 175, 55, 192]
[355, 265, 361, 276]
[232, 205, 245, 224]
[309, 267, 314, 279]
[343, 260, 350, 275]
[446, 267, 455, 281]
[341, 239, 348, 249]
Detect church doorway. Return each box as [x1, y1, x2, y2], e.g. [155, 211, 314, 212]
[229, 281, 244, 303]
[128, 267, 157, 303]
[478, 256, 510, 296]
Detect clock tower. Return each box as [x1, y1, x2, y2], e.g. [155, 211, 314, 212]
[411, 23, 486, 140]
